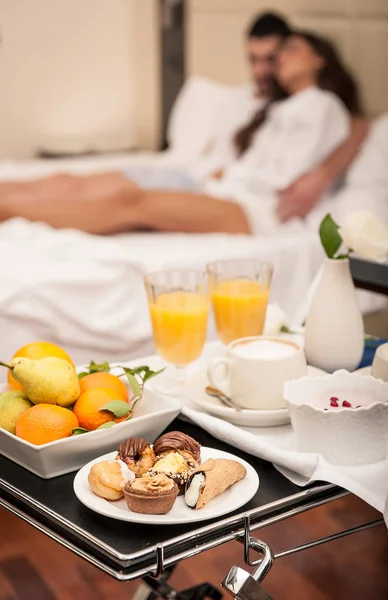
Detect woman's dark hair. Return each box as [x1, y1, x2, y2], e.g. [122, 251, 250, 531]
[235, 30, 363, 156]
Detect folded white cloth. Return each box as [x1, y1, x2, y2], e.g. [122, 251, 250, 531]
[181, 406, 388, 522]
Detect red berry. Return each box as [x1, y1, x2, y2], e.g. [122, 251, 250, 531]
[330, 396, 339, 403]
[342, 400, 352, 408]
[330, 398, 339, 407]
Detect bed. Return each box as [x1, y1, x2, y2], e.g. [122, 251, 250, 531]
[0, 78, 385, 369]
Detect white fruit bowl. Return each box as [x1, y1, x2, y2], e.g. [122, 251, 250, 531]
[284, 370, 388, 466]
[0, 384, 181, 478]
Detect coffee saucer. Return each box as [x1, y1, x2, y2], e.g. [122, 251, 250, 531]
[183, 365, 327, 427]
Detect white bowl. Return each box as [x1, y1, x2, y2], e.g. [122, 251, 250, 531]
[284, 370, 388, 466]
[0, 384, 181, 478]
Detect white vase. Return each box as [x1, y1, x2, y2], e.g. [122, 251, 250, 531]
[304, 258, 364, 372]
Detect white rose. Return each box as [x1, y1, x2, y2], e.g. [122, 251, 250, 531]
[263, 303, 288, 335]
[338, 211, 388, 263]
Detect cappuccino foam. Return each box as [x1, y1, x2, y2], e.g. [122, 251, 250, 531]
[233, 339, 298, 360]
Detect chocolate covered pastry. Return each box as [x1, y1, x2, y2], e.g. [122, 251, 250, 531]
[88, 460, 135, 500]
[150, 432, 201, 494]
[185, 458, 246, 509]
[117, 437, 156, 476]
[124, 474, 179, 514]
[153, 431, 201, 462]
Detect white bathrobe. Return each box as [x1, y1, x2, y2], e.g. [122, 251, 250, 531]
[191, 85, 264, 182]
[204, 86, 350, 234]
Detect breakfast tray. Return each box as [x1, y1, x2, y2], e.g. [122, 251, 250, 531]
[1, 413, 383, 597]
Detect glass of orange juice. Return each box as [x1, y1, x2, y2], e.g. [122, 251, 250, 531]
[207, 259, 273, 345]
[144, 270, 210, 388]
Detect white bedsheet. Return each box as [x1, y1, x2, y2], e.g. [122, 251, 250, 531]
[0, 218, 383, 371]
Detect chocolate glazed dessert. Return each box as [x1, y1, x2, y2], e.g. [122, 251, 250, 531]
[117, 437, 156, 477]
[153, 431, 201, 461]
[149, 432, 201, 494]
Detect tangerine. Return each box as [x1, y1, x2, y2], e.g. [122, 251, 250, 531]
[8, 342, 75, 391]
[16, 404, 79, 445]
[79, 372, 128, 401]
[72, 388, 129, 431]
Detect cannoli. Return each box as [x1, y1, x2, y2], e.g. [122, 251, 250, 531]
[185, 458, 247, 509]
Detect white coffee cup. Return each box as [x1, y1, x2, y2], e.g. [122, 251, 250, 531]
[372, 343, 388, 382]
[207, 336, 307, 410]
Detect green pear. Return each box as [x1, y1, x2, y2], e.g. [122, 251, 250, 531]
[0, 391, 32, 434]
[0, 357, 81, 408]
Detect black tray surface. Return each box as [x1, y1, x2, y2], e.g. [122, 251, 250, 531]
[0, 418, 340, 577]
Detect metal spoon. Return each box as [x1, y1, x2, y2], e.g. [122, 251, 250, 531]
[205, 386, 242, 412]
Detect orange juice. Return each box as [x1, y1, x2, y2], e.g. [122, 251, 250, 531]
[211, 279, 269, 345]
[149, 291, 209, 365]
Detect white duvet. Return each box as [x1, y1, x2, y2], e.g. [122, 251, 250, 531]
[0, 218, 383, 369]
[0, 218, 325, 365]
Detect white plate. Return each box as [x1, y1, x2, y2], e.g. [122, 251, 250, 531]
[182, 366, 327, 427]
[73, 447, 259, 525]
[0, 384, 181, 479]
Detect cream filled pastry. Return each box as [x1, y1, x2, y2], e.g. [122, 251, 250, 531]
[151, 431, 201, 494]
[124, 474, 178, 514]
[185, 458, 247, 509]
[88, 460, 135, 501]
[148, 451, 199, 495]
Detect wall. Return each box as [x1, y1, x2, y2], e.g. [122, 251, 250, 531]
[187, 0, 388, 117]
[0, 0, 161, 158]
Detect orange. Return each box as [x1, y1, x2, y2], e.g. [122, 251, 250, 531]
[72, 388, 129, 431]
[8, 342, 75, 391]
[79, 372, 128, 401]
[16, 404, 79, 445]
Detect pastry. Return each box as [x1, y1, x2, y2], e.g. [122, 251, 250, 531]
[153, 431, 201, 462]
[124, 474, 179, 514]
[117, 437, 156, 476]
[88, 460, 134, 500]
[185, 458, 247, 509]
[147, 451, 198, 495]
[150, 431, 201, 494]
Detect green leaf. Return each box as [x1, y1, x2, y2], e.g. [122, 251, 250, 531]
[98, 400, 131, 418]
[89, 361, 111, 374]
[124, 372, 142, 397]
[280, 325, 298, 334]
[335, 253, 351, 260]
[142, 367, 165, 383]
[77, 371, 89, 380]
[96, 422, 116, 430]
[72, 427, 88, 436]
[122, 365, 165, 384]
[319, 214, 342, 259]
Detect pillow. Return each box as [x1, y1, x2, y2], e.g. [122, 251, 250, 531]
[167, 76, 229, 161]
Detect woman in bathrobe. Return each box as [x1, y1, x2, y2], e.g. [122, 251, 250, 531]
[1, 31, 363, 235]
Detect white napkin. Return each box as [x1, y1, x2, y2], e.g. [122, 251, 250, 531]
[182, 406, 388, 521]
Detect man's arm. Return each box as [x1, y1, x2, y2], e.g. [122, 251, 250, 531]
[276, 118, 369, 222]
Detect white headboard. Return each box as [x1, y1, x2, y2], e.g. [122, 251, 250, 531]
[187, 0, 388, 117]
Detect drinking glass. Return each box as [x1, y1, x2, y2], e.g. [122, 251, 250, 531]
[144, 270, 210, 390]
[207, 259, 273, 345]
